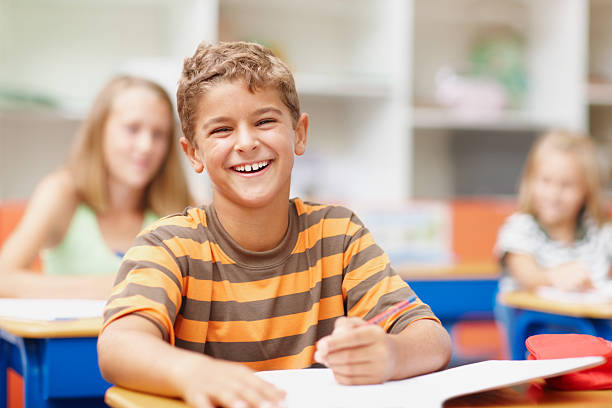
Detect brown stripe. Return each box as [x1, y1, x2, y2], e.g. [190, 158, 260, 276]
[107, 283, 178, 321]
[343, 241, 385, 276]
[174, 317, 337, 362]
[133, 224, 211, 245]
[103, 305, 129, 323]
[345, 266, 390, 309]
[295, 203, 359, 232]
[180, 274, 343, 322]
[171, 235, 347, 283]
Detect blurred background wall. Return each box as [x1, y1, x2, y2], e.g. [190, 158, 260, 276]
[2, 0, 612, 205]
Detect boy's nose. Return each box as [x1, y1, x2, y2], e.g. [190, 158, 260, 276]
[234, 127, 259, 152]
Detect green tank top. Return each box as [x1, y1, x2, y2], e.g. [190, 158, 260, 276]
[42, 203, 158, 276]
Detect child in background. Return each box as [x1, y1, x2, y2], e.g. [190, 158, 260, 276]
[97, 41, 451, 408]
[0, 75, 192, 298]
[495, 130, 612, 293]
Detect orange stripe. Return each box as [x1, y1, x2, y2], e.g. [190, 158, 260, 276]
[161, 237, 237, 265]
[111, 267, 182, 308]
[342, 253, 389, 293]
[209, 242, 236, 264]
[293, 218, 362, 254]
[193, 295, 343, 342]
[244, 345, 316, 371]
[175, 314, 209, 343]
[294, 200, 332, 216]
[163, 237, 213, 261]
[343, 232, 377, 268]
[123, 245, 182, 282]
[348, 274, 410, 321]
[184, 253, 343, 303]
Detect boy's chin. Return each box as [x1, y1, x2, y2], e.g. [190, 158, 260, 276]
[218, 191, 287, 209]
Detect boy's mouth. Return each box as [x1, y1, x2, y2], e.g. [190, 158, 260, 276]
[231, 160, 271, 174]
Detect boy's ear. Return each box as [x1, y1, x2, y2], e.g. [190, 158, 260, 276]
[180, 136, 205, 173]
[294, 113, 309, 156]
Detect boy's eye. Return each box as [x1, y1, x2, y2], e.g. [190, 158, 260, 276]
[210, 127, 231, 136]
[256, 118, 276, 126]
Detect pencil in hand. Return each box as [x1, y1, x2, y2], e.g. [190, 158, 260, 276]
[363, 295, 418, 326]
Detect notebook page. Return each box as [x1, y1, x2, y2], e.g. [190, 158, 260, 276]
[256, 356, 605, 408]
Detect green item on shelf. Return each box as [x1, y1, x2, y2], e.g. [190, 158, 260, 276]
[469, 30, 528, 108]
[0, 88, 59, 109]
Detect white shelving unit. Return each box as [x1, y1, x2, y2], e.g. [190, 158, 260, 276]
[218, 0, 412, 204]
[411, 0, 589, 197]
[2, 0, 610, 202]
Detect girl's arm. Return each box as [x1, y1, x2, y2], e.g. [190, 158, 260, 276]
[504, 253, 551, 290]
[0, 169, 115, 298]
[505, 253, 592, 291]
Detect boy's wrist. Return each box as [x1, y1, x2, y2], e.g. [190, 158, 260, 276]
[387, 333, 404, 381]
[168, 350, 214, 396]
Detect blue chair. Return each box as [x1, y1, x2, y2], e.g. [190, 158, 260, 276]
[496, 292, 612, 360]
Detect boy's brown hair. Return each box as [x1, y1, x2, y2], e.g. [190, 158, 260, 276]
[177, 41, 300, 142]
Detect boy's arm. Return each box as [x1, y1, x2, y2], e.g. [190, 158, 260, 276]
[98, 314, 286, 408]
[315, 317, 451, 385]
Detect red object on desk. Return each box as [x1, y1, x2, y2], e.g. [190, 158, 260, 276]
[526, 334, 612, 390]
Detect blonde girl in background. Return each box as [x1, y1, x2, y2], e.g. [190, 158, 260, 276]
[0, 75, 192, 298]
[495, 130, 612, 293]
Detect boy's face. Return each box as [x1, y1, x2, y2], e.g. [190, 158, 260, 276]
[181, 80, 308, 209]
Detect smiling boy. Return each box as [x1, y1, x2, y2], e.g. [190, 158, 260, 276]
[97, 41, 451, 408]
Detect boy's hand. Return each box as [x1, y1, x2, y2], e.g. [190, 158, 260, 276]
[180, 357, 286, 408]
[546, 260, 594, 291]
[314, 317, 398, 385]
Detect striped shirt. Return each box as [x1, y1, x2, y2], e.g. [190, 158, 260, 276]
[103, 198, 439, 371]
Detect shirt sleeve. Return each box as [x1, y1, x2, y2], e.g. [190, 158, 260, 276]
[494, 213, 543, 264]
[341, 211, 440, 334]
[102, 226, 184, 344]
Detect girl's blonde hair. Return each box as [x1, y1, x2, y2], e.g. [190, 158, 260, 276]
[67, 75, 192, 216]
[518, 130, 607, 225]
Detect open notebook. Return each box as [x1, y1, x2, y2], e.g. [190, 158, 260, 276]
[256, 357, 605, 408]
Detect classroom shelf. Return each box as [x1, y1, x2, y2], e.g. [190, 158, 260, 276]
[295, 73, 392, 99]
[412, 106, 549, 132]
[3, 0, 611, 203]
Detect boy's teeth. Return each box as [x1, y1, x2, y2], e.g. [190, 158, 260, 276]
[234, 160, 270, 172]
